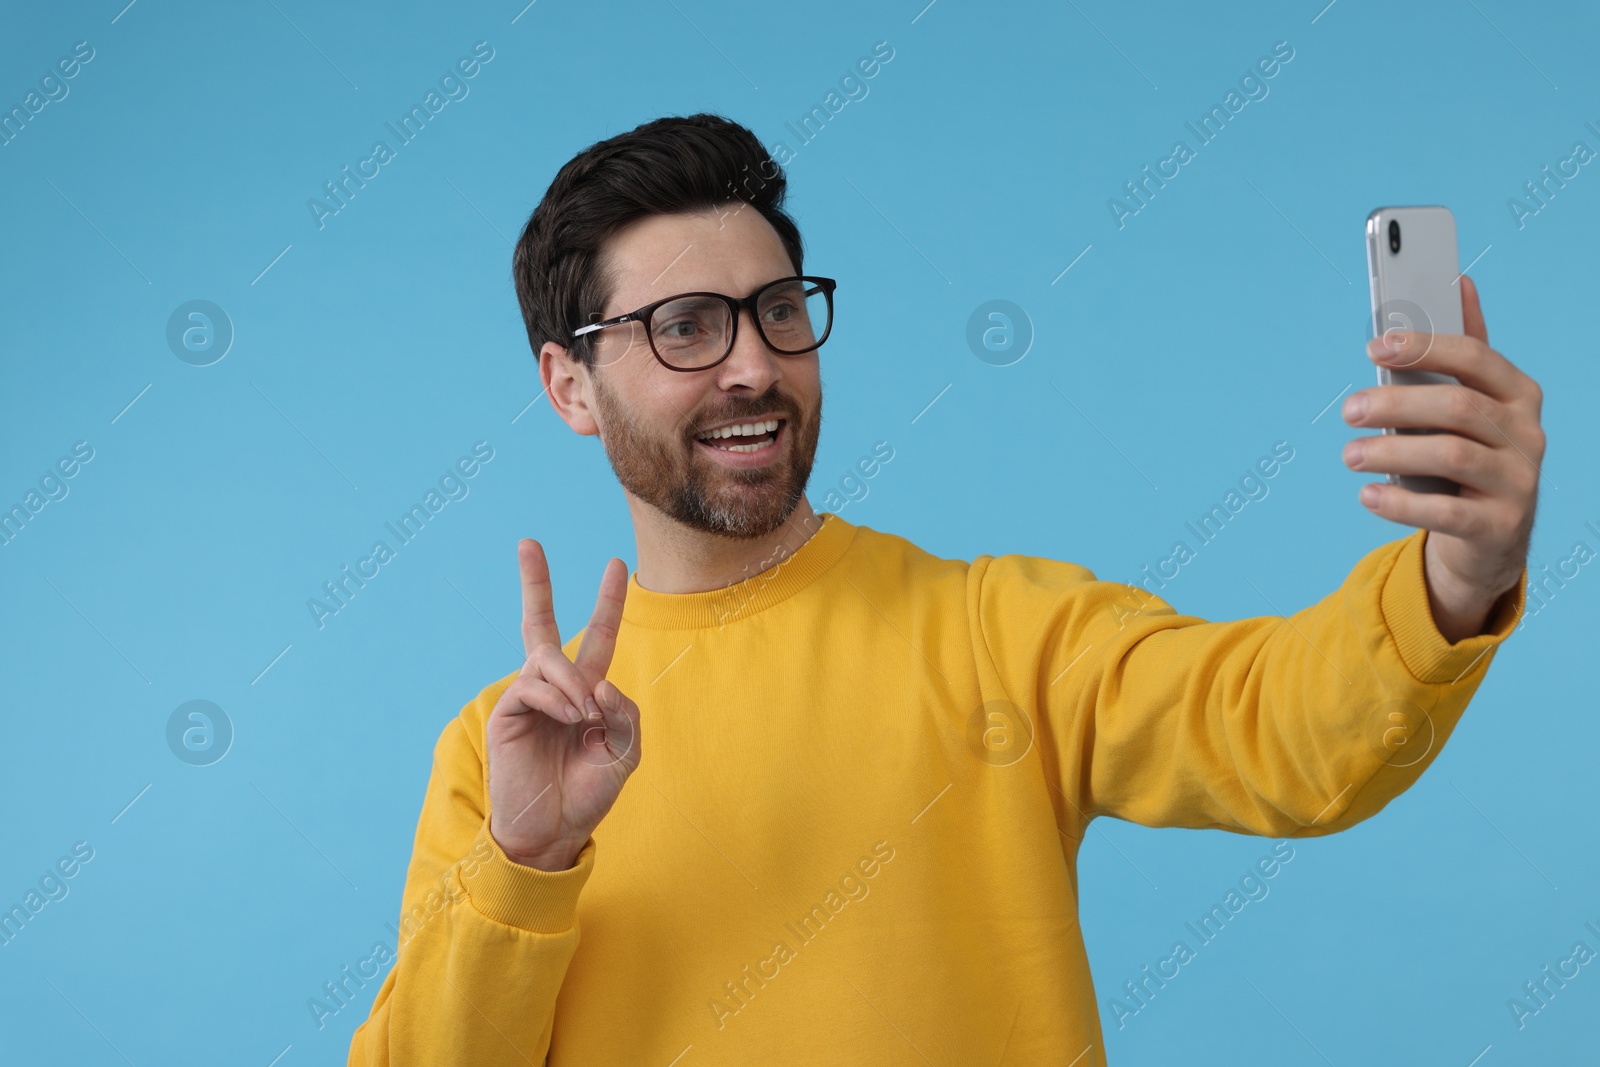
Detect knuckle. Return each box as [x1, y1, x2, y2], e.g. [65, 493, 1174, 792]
[1438, 435, 1475, 474]
[1439, 494, 1474, 533]
[529, 644, 569, 680]
[1478, 507, 1511, 544]
[1526, 377, 1544, 411]
[1446, 389, 1478, 426]
[1483, 508, 1518, 545]
[1514, 463, 1540, 499]
[1498, 509, 1525, 543]
[1486, 390, 1509, 424]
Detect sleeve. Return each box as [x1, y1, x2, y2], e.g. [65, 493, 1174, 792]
[348, 671, 596, 1066]
[967, 528, 1526, 840]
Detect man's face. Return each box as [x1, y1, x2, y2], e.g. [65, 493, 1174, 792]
[567, 205, 824, 540]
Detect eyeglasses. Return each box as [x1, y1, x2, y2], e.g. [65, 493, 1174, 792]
[571, 275, 837, 372]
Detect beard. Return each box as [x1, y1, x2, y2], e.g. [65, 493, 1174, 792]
[590, 372, 822, 540]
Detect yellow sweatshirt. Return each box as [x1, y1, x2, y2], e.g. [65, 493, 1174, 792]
[349, 511, 1523, 1066]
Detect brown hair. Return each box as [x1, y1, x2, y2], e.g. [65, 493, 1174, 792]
[512, 113, 804, 368]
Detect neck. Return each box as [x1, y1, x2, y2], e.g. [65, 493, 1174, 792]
[626, 493, 824, 594]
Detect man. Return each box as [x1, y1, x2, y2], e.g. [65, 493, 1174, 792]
[349, 113, 1541, 1065]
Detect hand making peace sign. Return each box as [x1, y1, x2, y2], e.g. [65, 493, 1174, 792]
[485, 539, 643, 871]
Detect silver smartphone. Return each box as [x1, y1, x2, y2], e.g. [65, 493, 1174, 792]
[1364, 205, 1462, 496]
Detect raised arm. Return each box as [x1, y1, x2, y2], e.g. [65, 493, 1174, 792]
[347, 689, 597, 1065]
[349, 539, 642, 1064]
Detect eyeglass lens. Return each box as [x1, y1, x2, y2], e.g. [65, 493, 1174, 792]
[650, 280, 829, 368]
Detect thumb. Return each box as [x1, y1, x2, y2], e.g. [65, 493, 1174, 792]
[597, 679, 631, 722]
[595, 679, 639, 758]
[585, 681, 640, 771]
[1460, 273, 1488, 345]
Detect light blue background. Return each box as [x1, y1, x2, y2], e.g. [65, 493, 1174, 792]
[2, 0, 1595, 1063]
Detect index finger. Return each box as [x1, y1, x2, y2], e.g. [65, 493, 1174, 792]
[574, 558, 628, 684]
[518, 539, 562, 657]
[1368, 330, 1524, 403]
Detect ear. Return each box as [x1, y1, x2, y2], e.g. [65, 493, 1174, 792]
[540, 342, 600, 436]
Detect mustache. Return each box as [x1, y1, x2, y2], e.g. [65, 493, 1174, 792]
[687, 393, 801, 437]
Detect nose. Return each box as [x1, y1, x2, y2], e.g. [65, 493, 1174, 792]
[712, 305, 783, 393]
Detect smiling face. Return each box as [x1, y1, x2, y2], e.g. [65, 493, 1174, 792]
[541, 204, 824, 540]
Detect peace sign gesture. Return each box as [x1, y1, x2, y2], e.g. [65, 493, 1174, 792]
[485, 539, 643, 871]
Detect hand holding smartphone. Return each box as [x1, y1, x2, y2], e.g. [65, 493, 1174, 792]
[1364, 205, 1463, 496]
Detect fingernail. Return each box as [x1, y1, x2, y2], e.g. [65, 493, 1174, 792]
[1360, 483, 1381, 509]
[586, 697, 603, 721]
[1380, 332, 1405, 353]
[1343, 438, 1365, 468]
[1343, 392, 1368, 422]
[566, 703, 584, 724]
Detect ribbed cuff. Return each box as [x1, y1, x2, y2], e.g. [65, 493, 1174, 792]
[463, 823, 596, 934]
[1380, 529, 1526, 684]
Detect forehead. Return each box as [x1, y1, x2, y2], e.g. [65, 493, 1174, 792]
[599, 206, 795, 313]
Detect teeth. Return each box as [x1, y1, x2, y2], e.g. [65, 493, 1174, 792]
[699, 417, 781, 453]
[699, 418, 779, 441]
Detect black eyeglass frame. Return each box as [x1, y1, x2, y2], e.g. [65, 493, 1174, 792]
[570, 275, 837, 372]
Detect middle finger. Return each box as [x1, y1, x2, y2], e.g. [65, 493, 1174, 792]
[1343, 430, 1519, 496]
[1345, 383, 1512, 449]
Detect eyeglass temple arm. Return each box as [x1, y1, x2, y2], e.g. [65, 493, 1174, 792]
[571, 312, 636, 338]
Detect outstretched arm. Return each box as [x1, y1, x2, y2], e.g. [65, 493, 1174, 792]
[966, 272, 1538, 840]
[969, 530, 1526, 841]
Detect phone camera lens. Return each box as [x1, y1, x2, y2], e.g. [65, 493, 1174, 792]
[1388, 219, 1401, 254]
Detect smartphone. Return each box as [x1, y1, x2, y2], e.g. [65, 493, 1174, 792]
[1364, 205, 1462, 496]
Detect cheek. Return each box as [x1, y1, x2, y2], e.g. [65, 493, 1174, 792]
[593, 327, 652, 371]
[663, 384, 727, 443]
[784, 363, 823, 415]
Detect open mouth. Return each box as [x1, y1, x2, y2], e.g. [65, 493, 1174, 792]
[694, 418, 784, 454]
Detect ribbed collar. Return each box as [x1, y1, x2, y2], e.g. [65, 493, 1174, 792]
[621, 512, 857, 630]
